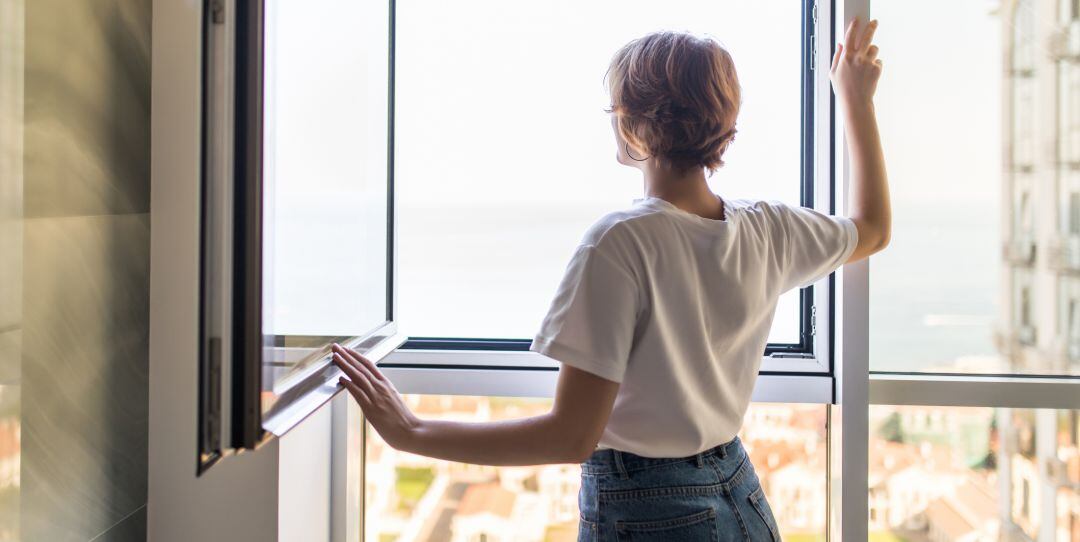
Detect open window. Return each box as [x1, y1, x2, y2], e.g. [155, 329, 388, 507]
[199, 0, 402, 466]
[197, 0, 833, 469]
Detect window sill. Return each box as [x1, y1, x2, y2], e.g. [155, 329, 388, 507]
[381, 348, 829, 374]
[377, 355, 834, 404]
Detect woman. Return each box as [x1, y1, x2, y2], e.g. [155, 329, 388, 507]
[332, 17, 888, 541]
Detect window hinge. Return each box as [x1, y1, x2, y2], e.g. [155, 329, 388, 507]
[210, 0, 225, 24]
[810, 1, 819, 71]
[811, 305, 817, 336]
[770, 352, 816, 360]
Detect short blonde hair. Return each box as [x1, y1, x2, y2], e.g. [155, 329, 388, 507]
[606, 32, 741, 172]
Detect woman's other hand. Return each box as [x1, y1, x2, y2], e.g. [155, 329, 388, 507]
[830, 17, 882, 110]
[831, 17, 892, 262]
[331, 343, 419, 450]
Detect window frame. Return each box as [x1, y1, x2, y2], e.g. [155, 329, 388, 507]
[197, 0, 406, 463]
[389, 0, 836, 377]
[191, 0, 1080, 537]
[375, 1, 1080, 539]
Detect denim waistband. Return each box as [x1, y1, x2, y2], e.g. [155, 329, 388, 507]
[580, 436, 743, 476]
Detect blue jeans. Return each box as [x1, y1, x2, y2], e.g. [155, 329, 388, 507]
[578, 436, 781, 541]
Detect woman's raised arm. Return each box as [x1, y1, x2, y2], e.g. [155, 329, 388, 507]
[831, 17, 891, 263]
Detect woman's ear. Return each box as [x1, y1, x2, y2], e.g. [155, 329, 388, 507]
[611, 115, 631, 167]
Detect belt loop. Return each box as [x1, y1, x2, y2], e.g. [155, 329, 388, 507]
[695, 452, 704, 468]
[613, 450, 630, 479]
[719, 443, 728, 459]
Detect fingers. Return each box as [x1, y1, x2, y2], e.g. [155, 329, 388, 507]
[339, 376, 371, 405]
[844, 17, 860, 52]
[333, 343, 385, 380]
[331, 346, 379, 397]
[334, 351, 378, 400]
[857, 19, 878, 51]
[332, 343, 384, 382]
[331, 346, 367, 383]
[866, 45, 879, 61]
[345, 345, 388, 382]
[831, 43, 843, 72]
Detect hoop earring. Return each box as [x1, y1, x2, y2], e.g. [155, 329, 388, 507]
[624, 142, 648, 162]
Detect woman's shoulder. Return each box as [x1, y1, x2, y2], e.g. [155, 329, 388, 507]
[579, 204, 666, 249]
[725, 197, 792, 216]
[723, 198, 801, 244]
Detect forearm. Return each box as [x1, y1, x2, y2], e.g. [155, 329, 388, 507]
[399, 413, 588, 466]
[844, 101, 891, 250]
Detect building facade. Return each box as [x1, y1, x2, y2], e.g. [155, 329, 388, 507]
[1001, 1, 1080, 541]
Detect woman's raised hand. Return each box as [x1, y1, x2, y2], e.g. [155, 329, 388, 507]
[331, 343, 419, 450]
[830, 18, 882, 110]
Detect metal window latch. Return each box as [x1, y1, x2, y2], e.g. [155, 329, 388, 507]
[811, 305, 817, 336]
[211, 0, 225, 24]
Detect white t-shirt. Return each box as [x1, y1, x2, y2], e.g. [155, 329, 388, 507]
[530, 196, 858, 458]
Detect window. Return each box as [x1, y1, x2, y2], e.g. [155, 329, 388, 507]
[867, 2, 1078, 539]
[259, 0, 393, 407]
[394, 0, 817, 353]
[1069, 193, 1080, 235]
[1060, 56, 1080, 166]
[1058, 279, 1080, 363]
[869, 0, 1080, 376]
[189, 0, 1079, 538]
[200, 0, 832, 474]
[363, 399, 827, 541]
[200, 0, 402, 454]
[1057, 14, 1080, 277]
[869, 405, 1080, 542]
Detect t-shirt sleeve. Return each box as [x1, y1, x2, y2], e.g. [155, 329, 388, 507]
[529, 244, 639, 384]
[774, 203, 859, 292]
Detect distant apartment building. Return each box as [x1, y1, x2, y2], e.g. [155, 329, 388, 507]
[999, 0, 1080, 541]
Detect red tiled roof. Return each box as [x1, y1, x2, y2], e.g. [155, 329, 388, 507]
[926, 498, 975, 540]
[457, 482, 515, 518]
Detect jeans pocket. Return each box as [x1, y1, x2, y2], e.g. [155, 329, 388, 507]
[578, 516, 599, 542]
[747, 486, 781, 542]
[614, 508, 716, 541]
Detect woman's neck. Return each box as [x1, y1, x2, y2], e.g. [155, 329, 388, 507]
[642, 165, 725, 220]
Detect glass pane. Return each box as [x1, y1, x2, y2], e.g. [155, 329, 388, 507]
[396, 0, 806, 343]
[260, 0, 390, 411]
[364, 398, 827, 541]
[870, 0, 1080, 376]
[870, 405, 1080, 542]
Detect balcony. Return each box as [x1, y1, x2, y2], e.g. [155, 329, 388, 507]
[1046, 455, 1080, 490]
[1049, 20, 1080, 61]
[1003, 234, 1037, 266]
[994, 325, 1039, 358]
[1047, 234, 1080, 272]
[1017, 324, 1038, 346]
[1049, 335, 1080, 370]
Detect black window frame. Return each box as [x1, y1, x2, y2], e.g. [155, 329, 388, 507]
[198, 0, 399, 457]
